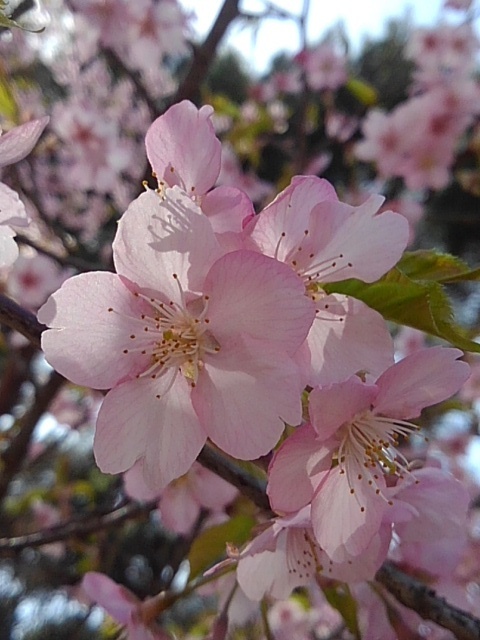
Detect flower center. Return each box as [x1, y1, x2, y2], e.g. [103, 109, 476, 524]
[336, 410, 420, 502]
[110, 283, 220, 388]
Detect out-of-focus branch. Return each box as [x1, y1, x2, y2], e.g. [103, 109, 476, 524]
[173, 0, 241, 105]
[0, 293, 45, 348]
[102, 47, 158, 118]
[375, 562, 480, 640]
[16, 234, 107, 273]
[0, 344, 35, 415]
[0, 498, 159, 553]
[0, 368, 65, 501]
[293, 0, 311, 174]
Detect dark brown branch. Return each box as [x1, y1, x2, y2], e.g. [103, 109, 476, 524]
[375, 562, 480, 640]
[0, 498, 159, 553]
[173, 0, 241, 105]
[0, 293, 45, 348]
[0, 369, 65, 501]
[198, 445, 272, 514]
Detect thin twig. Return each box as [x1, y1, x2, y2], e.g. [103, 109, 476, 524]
[16, 234, 107, 273]
[102, 47, 158, 118]
[0, 369, 65, 501]
[0, 293, 45, 348]
[0, 498, 159, 553]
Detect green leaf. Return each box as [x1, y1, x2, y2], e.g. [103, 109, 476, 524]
[398, 250, 480, 283]
[0, 76, 18, 121]
[325, 252, 480, 353]
[323, 584, 361, 639]
[188, 515, 255, 580]
[346, 77, 378, 106]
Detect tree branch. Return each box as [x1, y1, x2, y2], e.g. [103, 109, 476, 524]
[198, 445, 272, 514]
[375, 562, 480, 640]
[0, 498, 159, 553]
[102, 47, 158, 118]
[0, 293, 45, 348]
[0, 369, 65, 501]
[173, 0, 241, 105]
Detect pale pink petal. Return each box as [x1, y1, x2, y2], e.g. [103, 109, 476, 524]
[309, 196, 409, 283]
[204, 250, 315, 355]
[94, 376, 170, 475]
[193, 338, 303, 459]
[145, 101, 221, 195]
[81, 572, 137, 624]
[0, 182, 28, 227]
[0, 226, 19, 269]
[159, 480, 200, 534]
[0, 116, 49, 167]
[201, 185, 254, 234]
[267, 423, 330, 514]
[96, 374, 206, 489]
[392, 467, 469, 541]
[142, 375, 206, 489]
[191, 464, 237, 510]
[311, 466, 388, 562]
[374, 347, 470, 418]
[249, 175, 338, 261]
[113, 187, 223, 300]
[309, 378, 378, 441]
[322, 526, 391, 583]
[39, 272, 150, 389]
[237, 529, 311, 601]
[307, 294, 394, 386]
[124, 461, 160, 501]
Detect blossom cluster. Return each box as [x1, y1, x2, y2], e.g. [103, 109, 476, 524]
[37, 101, 471, 614]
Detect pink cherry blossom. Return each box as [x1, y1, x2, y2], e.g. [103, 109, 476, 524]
[0, 117, 49, 268]
[267, 348, 469, 562]
[248, 175, 407, 385]
[387, 465, 469, 576]
[7, 252, 72, 310]
[236, 505, 390, 600]
[39, 185, 314, 490]
[81, 572, 172, 639]
[145, 100, 221, 197]
[297, 44, 347, 91]
[145, 101, 258, 230]
[125, 461, 237, 535]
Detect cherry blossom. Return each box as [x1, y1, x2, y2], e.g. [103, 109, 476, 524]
[267, 348, 469, 562]
[82, 572, 172, 639]
[248, 175, 408, 385]
[0, 117, 49, 268]
[236, 506, 390, 600]
[388, 465, 470, 576]
[125, 461, 237, 535]
[7, 252, 72, 310]
[296, 44, 347, 91]
[39, 185, 314, 489]
[145, 100, 258, 231]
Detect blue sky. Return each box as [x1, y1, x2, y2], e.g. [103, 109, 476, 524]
[179, 0, 456, 73]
